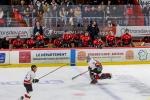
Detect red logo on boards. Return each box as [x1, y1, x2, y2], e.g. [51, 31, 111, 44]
[19, 51, 31, 63]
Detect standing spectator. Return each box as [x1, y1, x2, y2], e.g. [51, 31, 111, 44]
[1, 37, 10, 49]
[61, 0, 73, 6]
[23, 7, 31, 27]
[0, 39, 2, 49]
[87, 21, 99, 41]
[67, 8, 74, 26]
[59, 7, 68, 25]
[0, 7, 5, 26]
[51, 0, 58, 8]
[142, 5, 150, 26]
[125, 4, 134, 25]
[33, 21, 43, 38]
[105, 31, 116, 47]
[74, 6, 82, 27]
[121, 29, 133, 47]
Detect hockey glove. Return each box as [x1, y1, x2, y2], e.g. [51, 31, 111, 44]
[32, 79, 39, 83]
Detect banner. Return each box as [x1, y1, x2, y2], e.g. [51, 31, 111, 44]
[0, 27, 33, 38]
[116, 26, 150, 37]
[76, 48, 150, 64]
[31, 50, 70, 64]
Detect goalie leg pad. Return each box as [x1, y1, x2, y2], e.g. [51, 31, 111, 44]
[100, 73, 112, 79]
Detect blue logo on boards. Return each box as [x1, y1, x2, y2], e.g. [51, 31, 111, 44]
[138, 50, 148, 61]
[0, 53, 5, 63]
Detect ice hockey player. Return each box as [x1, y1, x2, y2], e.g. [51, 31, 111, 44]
[87, 56, 111, 84]
[19, 65, 39, 100]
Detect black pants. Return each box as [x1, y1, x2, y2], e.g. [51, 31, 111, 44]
[24, 84, 33, 93]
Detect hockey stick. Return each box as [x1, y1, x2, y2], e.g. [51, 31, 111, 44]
[72, 70, 89, 80]
[38, 64, 67, 80]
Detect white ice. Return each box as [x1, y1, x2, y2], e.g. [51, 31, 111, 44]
[0, 64, 150, 100]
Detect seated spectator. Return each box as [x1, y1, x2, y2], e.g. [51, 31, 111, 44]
[116, 37, 122, 47]
[80, 32, 91, 47]
[63, 32, 71, 47]
[36, 34, 45, 48]
[33, 21, 43, 38]
[1, 37, 10, 49]
[93, 38, 104, 48]
[26, 36, 35, 48]
[106, 31, 116, 47]
[121, 29, 133, 47]
[53, 37, 62, 48]
[12, 36, 24, 49]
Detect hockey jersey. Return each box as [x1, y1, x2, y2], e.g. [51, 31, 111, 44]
[24, 71, 36, 84]
[88, 58, 97, 70]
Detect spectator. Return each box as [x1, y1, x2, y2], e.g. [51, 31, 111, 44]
[87, 21, 99, 41]
[33, 21, 43, 38]
[0, 7, 5, 26]
[105, 31, 116, 47]
[93, 38, 104, 48]
[53, 37, 62, 48]
[23, 7, 30, 26]
[26, 36, 36, 48]
[36, 34, 45, 48]
[67, 8, 74, 26]
[142, 5, 150, 26]
[61, 0, 73, 6]
[20, 0, 26, 13]
[62, 32, 71, 47]
[59, 7, 68, 25]
[121, 29, 133, 47]
[80, 32, 91, 47]
[51, 0, 58, 8]
[1, 37, 9, 49]
[12, 36, 24, 49]
[74, 6, 82, 27]
[0, 39, 2, 49]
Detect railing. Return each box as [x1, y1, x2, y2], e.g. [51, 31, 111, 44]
[0, 5, 147, 31]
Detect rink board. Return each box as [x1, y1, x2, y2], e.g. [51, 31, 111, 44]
[0, 47, 150, 67]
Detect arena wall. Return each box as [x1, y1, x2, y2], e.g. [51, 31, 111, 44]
[0, 47, 150, 67]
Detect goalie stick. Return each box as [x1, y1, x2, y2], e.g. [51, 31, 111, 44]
[72, 70, 89, 80]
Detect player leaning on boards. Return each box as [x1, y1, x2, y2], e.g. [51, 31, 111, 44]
[19, 65, 39, 100]
[87, 56, 112, 84]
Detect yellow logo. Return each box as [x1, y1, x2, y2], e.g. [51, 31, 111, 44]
[126, 50, 134, 60]
[77, 51, 86, 61]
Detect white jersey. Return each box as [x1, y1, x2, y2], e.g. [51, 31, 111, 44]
[24, 71, 36, 84]
[88, 58, 97, 70]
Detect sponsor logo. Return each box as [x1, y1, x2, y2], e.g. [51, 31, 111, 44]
[0, 53, 5, 63]
[126, 50, 134, 60]
[19, 51, 31, 63]
[77, 51, 86, 61]
[138, 0, 150, 6]
[138, 50, 148, 61]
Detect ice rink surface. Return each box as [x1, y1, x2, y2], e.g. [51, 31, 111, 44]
[0, 64, 150, 100]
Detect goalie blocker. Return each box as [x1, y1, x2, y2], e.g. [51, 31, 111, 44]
[87, 56, 111, 84]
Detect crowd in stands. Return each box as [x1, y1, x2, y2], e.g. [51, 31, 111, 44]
[0, 0, 150, 49]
